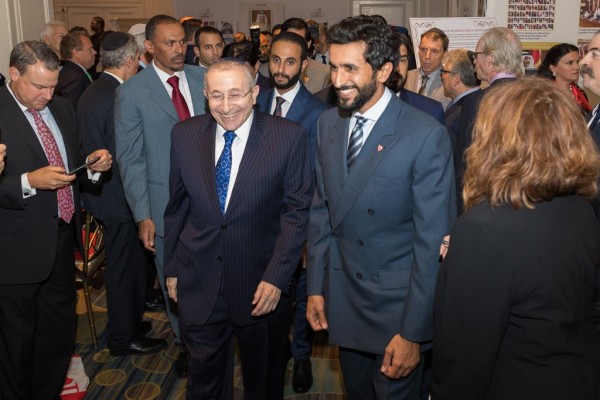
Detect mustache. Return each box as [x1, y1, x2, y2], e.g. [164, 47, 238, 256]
[580, 65, 594, 78]
[171, 55, 184, 62]
[272, 72, 290, 79]
[335, 85, 358, 93]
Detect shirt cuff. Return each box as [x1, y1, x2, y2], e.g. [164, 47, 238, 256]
[21, 173, 36, 198]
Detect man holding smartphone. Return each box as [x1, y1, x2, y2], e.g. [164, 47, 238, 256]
[0, 41, 111, 400]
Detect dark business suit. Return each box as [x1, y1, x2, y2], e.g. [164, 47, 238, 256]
[56, 60, 92, 109]
[398, 89, 445, 125]
[454, 78, 515, 213]
[256, 73, 273, 94]
[307, 92, 456, 398]
[588, 112, 600, 335]
[164, 111, 313, 399]
[433, 196, 600, 399]
[77, 72, 149, 350]
[0, 84, 84, 400]
[443, 88, 480, 159]
[257, 83, 326, 363]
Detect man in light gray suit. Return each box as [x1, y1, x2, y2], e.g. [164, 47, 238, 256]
[115, 14, 206, 378]
[405, 28, 452, 110]
[306, 16, 456, 399]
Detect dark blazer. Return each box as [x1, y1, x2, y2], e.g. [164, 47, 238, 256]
[77, 72, 131, 222]
[444, 88, 480, 156]
[164, 111, 313, 326]
[256, 73, 273, 94]
[56, 60, 92, 110]
[454, 78, 515, 213]
[433, 196, 600, 399]
[307, 93, 456, 354]
[256, 83, 327, 162]
[399, 89, 445, 125]
[0, 85, 83, 284]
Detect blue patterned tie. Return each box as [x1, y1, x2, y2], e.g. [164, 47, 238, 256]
[215, 131, 236, 214]
[347, 116, 368, 169]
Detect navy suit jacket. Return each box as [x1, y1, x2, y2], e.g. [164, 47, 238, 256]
[399, 89, 445, 125]
[256, 83, 327, 162]
[77, 73, 132, 222]
[0, 85, 84, 284]
[307, 92, 456, 354]
[56, 60, 91, 110]
[164, 111, 313, 326]
[444, 89, 480, 155]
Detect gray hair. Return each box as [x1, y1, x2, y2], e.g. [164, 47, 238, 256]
[100, 34, 139, 69]
[39, 21, 66, 41]
[446, 49, 479, 87]
[479, 27, 523, 76]
[205, 58, 256, 90]
[10, 41, 60, 75]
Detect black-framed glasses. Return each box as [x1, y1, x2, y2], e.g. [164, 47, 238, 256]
[440, 69, 454, 76]
[467, 51, 484, 65]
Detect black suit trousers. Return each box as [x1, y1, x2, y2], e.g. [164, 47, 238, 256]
[101, 219, 148, 349]
[0, 222, 76, 400]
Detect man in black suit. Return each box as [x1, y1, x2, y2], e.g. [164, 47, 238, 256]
[77, 32, 167, 356]
[164, 58, 313, 399]
[440, 49, 480, 155]
[0, 41, 111, 400]
[454, 27, 522, 213]
[56, 31, 96, 109]
[255, 31, 327, 393]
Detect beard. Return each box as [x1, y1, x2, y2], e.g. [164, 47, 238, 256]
[336, 76, 378, 113]
[387, 71, 405, 92]
[272, 68, 302, 90]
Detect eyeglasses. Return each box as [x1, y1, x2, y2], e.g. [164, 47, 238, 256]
[205, 88, 254, 103]
[467, 51, 484, 65]
[440, 69, 454, 76]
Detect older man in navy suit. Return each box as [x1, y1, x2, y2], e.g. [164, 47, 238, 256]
[256, 31, 327, 393]
[164, 59, 313, 399]
[306, 16, 456, 399]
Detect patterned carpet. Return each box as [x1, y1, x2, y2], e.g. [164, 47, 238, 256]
[74, 287, 347, 399]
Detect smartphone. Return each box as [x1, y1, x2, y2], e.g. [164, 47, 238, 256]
[66, 156, 100, 175]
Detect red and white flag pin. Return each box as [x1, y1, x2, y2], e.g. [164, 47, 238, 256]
[377, 145, 384, 152]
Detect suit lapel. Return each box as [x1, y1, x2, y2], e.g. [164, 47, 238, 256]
[331, 99, 403, 229]
[186, 66, 207, 116]
[287, 85, 307, 122]
[0, 86, 47, 163]
[48, 100, 78, 169]
[195, 119, 222, 215]
[226, 113, 269, 214]
[144, 67, 180, 122]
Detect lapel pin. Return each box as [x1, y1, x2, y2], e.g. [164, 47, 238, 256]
[377, 145, 384, 152]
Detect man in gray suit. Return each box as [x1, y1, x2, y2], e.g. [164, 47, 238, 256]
[405, 28, 452, 110]
[306, 16, 456, 399]
[115, 14, 207, 378]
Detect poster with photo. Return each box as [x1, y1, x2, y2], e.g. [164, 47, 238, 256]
[250, 9, 271, 32]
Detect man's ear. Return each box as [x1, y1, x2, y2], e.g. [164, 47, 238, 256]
[376, 61, 394, 84]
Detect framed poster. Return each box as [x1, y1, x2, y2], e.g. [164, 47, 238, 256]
[250, 9, 271, 32]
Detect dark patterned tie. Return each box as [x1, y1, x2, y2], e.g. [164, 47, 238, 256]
[347, 116, 368, 169]
[166, 75, 191, 121]
[273, 96, 286, 117]
[418, 74, 430, 95]
[27, 108, 75, 223]
[590, 106, 600, 130]
[215, 131, 236, 214]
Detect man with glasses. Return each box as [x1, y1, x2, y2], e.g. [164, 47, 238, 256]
[440, 49, 480, 154]
[164, 58, 313, 399]
[405, 28, 452, 110]
[454, 27, 522, 213]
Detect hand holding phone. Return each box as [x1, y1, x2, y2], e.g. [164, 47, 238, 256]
[66, 156, 100, 175]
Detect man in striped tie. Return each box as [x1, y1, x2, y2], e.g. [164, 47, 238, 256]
[306, 15, 456, 400]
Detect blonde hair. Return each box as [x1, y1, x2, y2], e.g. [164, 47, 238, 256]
[463, 76, 600, 210]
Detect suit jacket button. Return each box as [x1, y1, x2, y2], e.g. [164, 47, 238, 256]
[217, 256, 222, 262]
[356, 240, 363, 246]
[220, 224, 227, 230]
[368, 208, 375, 215]
[355, 272, 363, 279]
